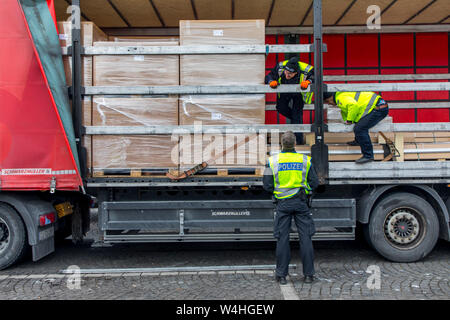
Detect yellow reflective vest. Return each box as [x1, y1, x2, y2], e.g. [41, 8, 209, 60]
[278, 60, 314, 104]
[335, 91, 381, 123]
[268, 151, 312, 199]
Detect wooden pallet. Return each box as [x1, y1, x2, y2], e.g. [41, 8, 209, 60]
[91, 167, 266, 178]
[177, 167, 266, 177]
[91, 168, 179, 178]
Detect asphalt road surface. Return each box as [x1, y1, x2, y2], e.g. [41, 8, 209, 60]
[0, 225, 448, 300]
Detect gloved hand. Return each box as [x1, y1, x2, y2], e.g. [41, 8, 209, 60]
[345, 120, 353, 125]
[300, 80, 311, 90]
[269, 80, 279, 88]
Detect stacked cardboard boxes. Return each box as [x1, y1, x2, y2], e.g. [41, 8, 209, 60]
[91, 40, 180, 173]
[57, 22, 108, 174]
[179, 20, 267, 170]
[91, 96, 179, 172]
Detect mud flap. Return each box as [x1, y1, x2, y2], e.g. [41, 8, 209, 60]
[32, 226, 55, 261]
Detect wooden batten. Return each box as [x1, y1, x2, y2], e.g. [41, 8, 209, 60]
[302, 0, 354, 26]
[403, 0, 450, 24]
[152, 0, 196, 27]
[194, 0, 232, 20]
[81, 0, 128, 27]
[269, 0, 311, 26]
[109, 0, 162, 27]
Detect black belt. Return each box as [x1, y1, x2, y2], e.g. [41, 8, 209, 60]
[375, 104, 389, 110]
[278, 189, 307, 201]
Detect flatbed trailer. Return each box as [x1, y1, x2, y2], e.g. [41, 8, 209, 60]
[0, 0, 449, 269]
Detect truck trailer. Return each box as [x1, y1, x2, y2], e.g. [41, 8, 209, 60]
[0, 0, 450, 269]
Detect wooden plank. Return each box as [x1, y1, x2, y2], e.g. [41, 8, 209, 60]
[217, 169, 228, 176]
[302, 0, 354, 26]
[234, 0, 272, 20]
[407, 0, 450, 24]
[381, 0, 431, 25]
[305, 133, 315, 146]
[81, 0, 128, 27]
[194, 0, 232, 20]
[152, 0, 195, 27]
[337, 0, 392, 25]
[110, 0, 162, 27]
[404, 143, 450, 160]
[268, 0, 312, 26]
[394, 133, 404, 162]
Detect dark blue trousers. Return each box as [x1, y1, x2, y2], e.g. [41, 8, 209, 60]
[274, 196, 315, 277]
[276, 93, 304, 144]
[354, 108, 389, 159]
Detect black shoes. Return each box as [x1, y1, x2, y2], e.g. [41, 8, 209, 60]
[347, 140, 359, 146]
[276, 275, 316, 284]
[355, 156, 374, 164]
[275, 276, 287, 285]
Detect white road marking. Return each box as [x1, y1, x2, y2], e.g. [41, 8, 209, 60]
[279, 281, 300, 300]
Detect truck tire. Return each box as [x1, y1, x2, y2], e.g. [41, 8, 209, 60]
[0, 204, 28, 270]
[368, 192, 439, 262]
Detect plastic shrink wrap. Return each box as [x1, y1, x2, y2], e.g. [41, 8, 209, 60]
[179, 20, 266, 170]
[93, 41, 179, 86]
[58, 22, 108, 86]
[91, 96, 179, 172]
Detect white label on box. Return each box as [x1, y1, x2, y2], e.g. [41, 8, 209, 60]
[59, 34, 68, 40]
[211, 113, 222, 120]
[134, 55, 145, 61]
[213, 30, 224, 37]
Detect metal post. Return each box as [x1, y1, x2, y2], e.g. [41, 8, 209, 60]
[311, 0, 329, 185]
[71, 0, 87, 179]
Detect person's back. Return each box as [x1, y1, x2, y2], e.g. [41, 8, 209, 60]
[263, 131, 319, 284]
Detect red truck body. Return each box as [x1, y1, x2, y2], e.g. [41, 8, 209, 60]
[0, 0, 82, 191]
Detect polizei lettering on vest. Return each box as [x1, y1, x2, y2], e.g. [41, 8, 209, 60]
[278, 162, 303, 172]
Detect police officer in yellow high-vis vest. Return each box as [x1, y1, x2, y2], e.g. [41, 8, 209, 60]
[324, 91, 389, 164]
[263, 131, 319, 285]
[265, 57, 314, 145]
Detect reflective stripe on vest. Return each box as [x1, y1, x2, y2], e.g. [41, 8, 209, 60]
[269, 153, 311, 199]
[361, 93, 379, 118]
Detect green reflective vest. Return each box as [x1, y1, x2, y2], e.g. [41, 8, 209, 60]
[278, 60, 314, 104]
[335, 91, 381, 123]
[268, 152, 312, 199]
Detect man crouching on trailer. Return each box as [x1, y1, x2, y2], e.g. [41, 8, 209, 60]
[324, 91, 389, 164]
[263, 131, 319, 284]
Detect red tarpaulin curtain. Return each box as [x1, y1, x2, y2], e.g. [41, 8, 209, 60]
[46, 0, 58, 32]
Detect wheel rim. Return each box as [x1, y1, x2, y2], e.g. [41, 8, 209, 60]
[0, 217, 10, 255]
[383, 207, 425, 250]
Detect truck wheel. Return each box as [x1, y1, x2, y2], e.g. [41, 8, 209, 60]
[0, 204, 28, 270]
[368, 192, 439, 262]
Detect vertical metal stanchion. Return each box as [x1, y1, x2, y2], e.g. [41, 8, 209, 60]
[71, 0, 87, 179]
[311, 0, 329, 185]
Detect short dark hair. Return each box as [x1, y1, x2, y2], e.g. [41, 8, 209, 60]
[281, 131, 296, 149]
[323, 92, 335, 100]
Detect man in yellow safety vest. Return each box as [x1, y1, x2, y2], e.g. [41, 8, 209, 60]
[263, 131, 319, 284]
[324, 91, 389, 164]
[265, 57, 314, 145]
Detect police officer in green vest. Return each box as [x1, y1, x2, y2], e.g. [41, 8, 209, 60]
[263, 131, 319, 284]
[324, 91, 389, 164]
[265, 57, 314, 145]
